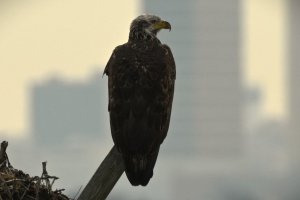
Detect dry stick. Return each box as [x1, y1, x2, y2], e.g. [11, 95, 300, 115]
[35, 165, 44, 200]
[0, 141, 8, 158]
[20, 182, 32, 200]
[0, 142, 12, 199]
[0, 172, 12, 199]
[42, 161, 51, 192]
[0, 141, 8, 165]
[77, 146, 125, 200]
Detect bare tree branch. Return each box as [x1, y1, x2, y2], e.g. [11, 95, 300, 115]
[77, 146, 125, 200]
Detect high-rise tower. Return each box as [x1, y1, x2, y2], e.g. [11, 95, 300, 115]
[288, 0, 300, 166]
[143, 0, 243, 157]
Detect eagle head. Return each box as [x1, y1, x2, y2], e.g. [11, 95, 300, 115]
[129, 14, 171, 41]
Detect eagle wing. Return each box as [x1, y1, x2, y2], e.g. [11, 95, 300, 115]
[159, 44, 176, 142]
[104, 43, 175, 155]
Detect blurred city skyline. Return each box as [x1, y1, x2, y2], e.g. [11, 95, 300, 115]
[0, 0, 289, 136]
[0, 0, 298, 199]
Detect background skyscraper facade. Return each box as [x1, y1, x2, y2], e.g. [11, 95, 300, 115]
[288, 0, 300, 167]
[143, 0, 243, 158]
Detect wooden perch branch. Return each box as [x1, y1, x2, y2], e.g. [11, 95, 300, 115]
[77, 146, 125, 200]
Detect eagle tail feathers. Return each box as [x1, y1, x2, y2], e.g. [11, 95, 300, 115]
[123, 150, 159, 186]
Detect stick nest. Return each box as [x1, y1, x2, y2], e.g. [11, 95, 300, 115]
[0, 141, 70, 200]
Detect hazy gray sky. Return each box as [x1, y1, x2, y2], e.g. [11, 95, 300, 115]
[0, 0, 288, 136]
[0, 0, 139, 135]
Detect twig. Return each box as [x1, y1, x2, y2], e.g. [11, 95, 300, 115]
[20, 181, 31, 200]
[3, 178, 25, 184]
[0, 141, 8, 161]
[42, 161, 51, 191]
[0, 172, 12, 199]
[35, 176, 41, 200]
[49, 176, 59, 189]
[0, 141, 8, 169]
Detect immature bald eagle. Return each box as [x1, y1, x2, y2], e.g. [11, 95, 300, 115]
[103, 15, 176, 186]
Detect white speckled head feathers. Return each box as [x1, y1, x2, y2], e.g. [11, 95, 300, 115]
[129, 14, 171, 41]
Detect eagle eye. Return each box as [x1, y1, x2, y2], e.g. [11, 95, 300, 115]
[140, 21, 151, 28]
[149, 19, 158, 24]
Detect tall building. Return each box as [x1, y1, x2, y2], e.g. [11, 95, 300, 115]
[30, 72, 108, 145]
[143, 0, 243, 157]
[288, 0, 300, 166]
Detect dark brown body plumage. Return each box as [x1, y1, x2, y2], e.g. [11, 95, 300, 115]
[104, 38, 175, 186]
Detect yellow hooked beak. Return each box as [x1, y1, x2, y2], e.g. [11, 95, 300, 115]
[152, 20, 171, 31]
